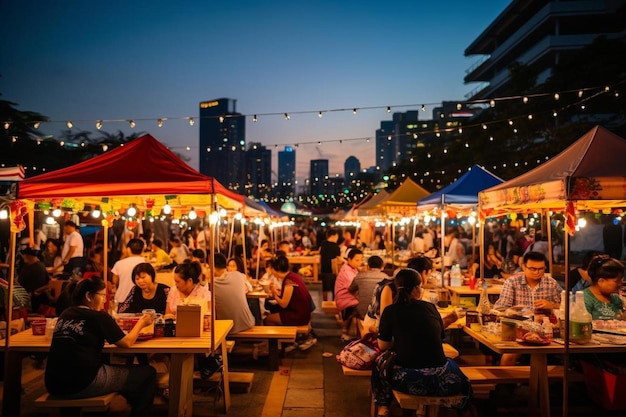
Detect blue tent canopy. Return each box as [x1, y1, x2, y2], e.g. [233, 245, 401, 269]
[418, 164, 503, 208]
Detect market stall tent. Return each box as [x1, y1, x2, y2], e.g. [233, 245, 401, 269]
[9, 133, 244, 351]
[477, 125, 626, 415]
[17, 134, 244, 211]
[479, 125, 626, 224]
[418, 164, 503, 212]
[418, 165, 503, 277]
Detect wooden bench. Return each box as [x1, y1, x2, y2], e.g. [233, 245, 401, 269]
[392, 390, 465, 417]
[228, 326, 297, 371]
[322, 300, 340, 315]
[34, 391, 117, 416]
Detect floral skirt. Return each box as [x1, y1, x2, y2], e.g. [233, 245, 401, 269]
[371, 355, 472, 409]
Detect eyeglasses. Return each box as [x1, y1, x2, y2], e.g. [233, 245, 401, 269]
[524, 265, 545, 273]
[94, 292, 107, 297]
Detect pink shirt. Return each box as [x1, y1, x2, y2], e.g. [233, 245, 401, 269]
[334, 263, 359, 311]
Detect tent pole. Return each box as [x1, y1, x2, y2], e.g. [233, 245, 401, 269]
[241, 219, 248, 277]
[479, 218, 485, 279]
[544, 209, 553, 274]
[3, 231, 17, 348]
[411, 216, 418, 253]
[228, 214, 235, 259]
[562, 225, 570, 417]
[440, 209, 445, 288]
[209, 196, 216, 354]
[103, 222, 109, 289]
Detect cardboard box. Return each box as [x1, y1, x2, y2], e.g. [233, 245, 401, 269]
[176, 304, 202, 337]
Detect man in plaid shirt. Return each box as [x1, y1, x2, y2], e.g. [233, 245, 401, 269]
[494, 251, 562, 311]
[494, 251, 562, 365]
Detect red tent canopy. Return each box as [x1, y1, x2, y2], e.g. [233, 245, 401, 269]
[17, 134, 244, 210]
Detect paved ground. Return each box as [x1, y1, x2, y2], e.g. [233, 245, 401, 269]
[3, 283, 624, 416]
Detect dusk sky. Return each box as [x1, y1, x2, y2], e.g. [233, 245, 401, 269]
[1, 0, 510, 185]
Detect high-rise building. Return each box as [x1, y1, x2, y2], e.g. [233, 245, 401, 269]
[464, 0, 626, 100]
[278, 146, 296, 199]
[309, 159, 329, 196]
[344, 156, 360, 184]
[376, 111, 419, 173]
[245, 142, 272, 199]
[199, 98, 246, 192]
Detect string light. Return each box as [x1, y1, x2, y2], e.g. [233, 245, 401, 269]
[128, 120, 135, 128]
[318, 111, 323, 118]
[33, 121, 41, 129]
[66, 121, 73, 128]
[96, 120, 103, 130]
[421, 105, 426, 111]
[386, 106, 391, 113]
[157, 118, 163, 127]
[522, 96, 529, 104]
[352, 108, 357, 115]
[3, 122, 9, 129]
[253, 115, 258, 122]
[188, 117, 195, 126]
[284, 113, 289, 120]
[554, 93, 560, 100]
[489, 99, 496, 107]
[219, 116, 224, 123]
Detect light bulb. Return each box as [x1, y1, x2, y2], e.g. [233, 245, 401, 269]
[188, 117, 195, 126]
[522, 96, 529, 104]
[52, 208, 62, 217]
[3, 122, 9, 130]
[489, 100, 495, 108]
[284, 113, 290, 120]
[127, 206, 137, 217]
[33, 121, 41, 129]
[129, 120, 135, 128]
[0, 209, 8, 220]
[554, 93, 560, 100]
[386, 106, 391, 113]
[219, 116, 224, 123]
[318, 111, 323, 118]
[96, 120, 103, 130]
[157, 118, 163, 127]
[188, 208, 197, 220]
[253, 115, 257, 122]
[162, 203, 171, 215]
[91, 209, 101, 218]
[66, 121, 73, 128]
[45, 216, 55, 224]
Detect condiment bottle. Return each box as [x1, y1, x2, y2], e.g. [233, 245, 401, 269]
[542, 317, 553, 341]
[570, 290, 592, 343]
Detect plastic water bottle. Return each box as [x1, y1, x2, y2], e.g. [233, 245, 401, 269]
[570, 290, 592, 343]
[450, 264, 462, 286]
[542, 317, 553, 341]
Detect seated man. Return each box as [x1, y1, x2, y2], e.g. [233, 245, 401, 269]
[494, 251, 561, 365]
[348, 255, 388, 329]
[212, 253, 255, 334]
[334, 248, 364, 341]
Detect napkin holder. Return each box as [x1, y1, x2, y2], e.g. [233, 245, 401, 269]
[176, 304, 202, 337]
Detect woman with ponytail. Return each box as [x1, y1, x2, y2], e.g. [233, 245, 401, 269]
[45, 276, 156, 417]
[371, 268, 473, 417]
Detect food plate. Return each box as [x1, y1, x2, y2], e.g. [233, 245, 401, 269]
[516, 338, 552, 346]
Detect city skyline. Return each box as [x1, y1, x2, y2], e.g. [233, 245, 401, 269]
[1, 0, 510, 184]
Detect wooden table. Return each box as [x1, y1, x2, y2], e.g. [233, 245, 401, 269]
[246, 290, 269, 299]
[287, 255, 320, 282]
[446, 284, 503, 307]
[463, 325, 626, 417]
[2, 319, 234, 417]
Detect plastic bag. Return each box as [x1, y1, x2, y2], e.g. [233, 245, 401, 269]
[336, 332, 380, 370]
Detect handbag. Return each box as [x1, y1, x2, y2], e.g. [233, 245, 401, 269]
[336, 332, 380, 370]
[376, 349, 397, 381]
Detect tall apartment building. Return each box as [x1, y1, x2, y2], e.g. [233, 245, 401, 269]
[464, 0, 626, 100]
[309, 159, 329, 196]
[245, 142, 272, 199]
[277, 146, 296, 199]
[375, 111, 420, 173]
[198, 98, 246, 192]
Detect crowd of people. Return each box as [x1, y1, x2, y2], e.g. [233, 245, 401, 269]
[3, 215, 626, 417]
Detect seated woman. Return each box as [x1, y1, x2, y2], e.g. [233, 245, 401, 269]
[42, 238, 64, 277]
[264, 255, 312, 326]
[571, 251, 604, 293]
[165, 261, 211, 318]
[371, 269, 472, 417]
[484, 243, 504, 277]
[583, 255, 625, 320]
[44, 276, 155, 417]
[118, 263, 170, 314]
